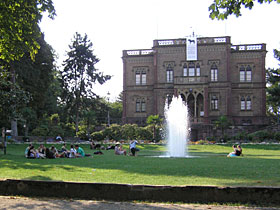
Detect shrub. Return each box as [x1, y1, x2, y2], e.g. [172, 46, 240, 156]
[248, 130, 273, 142]
[136, 126, 153, 140]
[103, 124, 122, 140]
[31, 125, 49, 136]
[274, 132, 280, 141]
[91, 131, 105, 141]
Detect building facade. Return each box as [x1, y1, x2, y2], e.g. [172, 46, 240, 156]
[122, 36, 267, 140]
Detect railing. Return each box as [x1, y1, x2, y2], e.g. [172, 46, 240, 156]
[231, 44, 265, 51]
[123, 49, 154, 56]
[174, 76, 208, 84]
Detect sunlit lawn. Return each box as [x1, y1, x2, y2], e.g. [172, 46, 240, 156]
[0, 143, 279, 187]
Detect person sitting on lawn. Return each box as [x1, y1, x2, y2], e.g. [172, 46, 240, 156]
[227, 145, 242, 157]
[27, 145, 37, 158]
[45, 147, 56, 159]
[90, 140, 101, 150]
[25, 143, 32, 157]
[235, 145, 242, 156]
[37, 144, 46, 157]
[50, 145, 66, 158]
[69, 144, 76, 158]
[115, 143, 127, 156]
[59, 143, 70, 157]
[75, 144, 85, 157]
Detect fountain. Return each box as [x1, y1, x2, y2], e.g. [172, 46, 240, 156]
[165, 95, 190, 157]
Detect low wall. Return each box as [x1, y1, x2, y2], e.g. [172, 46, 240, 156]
[0, 179, 279, 205]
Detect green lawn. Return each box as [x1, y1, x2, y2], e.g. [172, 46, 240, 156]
[0, 143, 279, 187]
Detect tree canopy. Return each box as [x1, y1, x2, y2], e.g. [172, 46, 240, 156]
[209, 0, 280, 20]
[0, 0, 55, 63]
[61, 32, 111, 134]
[266, 49, 280, 120]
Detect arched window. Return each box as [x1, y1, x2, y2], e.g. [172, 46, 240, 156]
[141, 99, 146, 112]
[136, 98, 146, 112]
[166, 66, 173, 83]
[246, 65, 252, 81]
[183, 64, 188, 76]
[240, 96, 246, 110]
[196, 64, 200, 76]
[136, 99, 141, 112]
[188, 63, 195, 77]
[135, 70, 146, 85]
[246, 96, 251, 110]
[240, 65, 252, 82]
[240, 65, 245, 82]
[210, 64, 218, 81]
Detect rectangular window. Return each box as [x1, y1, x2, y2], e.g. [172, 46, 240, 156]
[141, 73, 146, 85]
[141, 101, 146, 112]
[136, 73, 141, 85]
[189, 67, 195, 76]
[246, 71, 252, 81]
[196, 67, 200, 76]
[167, 69, 173, 83]
[211, 98, 218, 110]
[136, 101, 141, 112]
[246, 100, 251, 110]
[211, 69, 218, 81]
[240, 71, 245, 82]
[183, 67, 187, 76]
[241, 100, 246, 110]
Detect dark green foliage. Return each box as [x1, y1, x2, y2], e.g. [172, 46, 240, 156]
[209, 0, 279, 20]
[266, 49, 280, 121]
[91, 131, 105, 141]
[0, 79, 31, 127]
[0, 0, 55, 63]
[61, 32, 111, 134]
[248, 130, 274, 142]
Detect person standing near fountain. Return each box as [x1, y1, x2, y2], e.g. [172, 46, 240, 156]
[129, 140, 138, 156]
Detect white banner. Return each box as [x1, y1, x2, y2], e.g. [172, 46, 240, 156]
[186, 37, 197, 61]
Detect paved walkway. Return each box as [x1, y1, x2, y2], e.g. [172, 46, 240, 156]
[0, 196, 279, 210]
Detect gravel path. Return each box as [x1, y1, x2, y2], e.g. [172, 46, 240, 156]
[0, 196, 279, 210]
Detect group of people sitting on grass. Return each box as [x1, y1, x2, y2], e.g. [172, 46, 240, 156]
[227, 144, 242, 157]
[25, 143, 87, 159]
[90, 140, 140, 156]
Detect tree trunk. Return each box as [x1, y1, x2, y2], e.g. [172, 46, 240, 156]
[75, 112, 79, 136]
[10, 62, 18, 137]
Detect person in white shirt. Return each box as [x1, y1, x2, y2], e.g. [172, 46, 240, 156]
[129, 140, 138, 156]
[69, 144, 76, 158]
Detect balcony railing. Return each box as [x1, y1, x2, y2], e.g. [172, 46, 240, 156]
[174, 76, 208, 84]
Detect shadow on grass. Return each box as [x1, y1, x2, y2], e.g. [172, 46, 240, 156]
[1, 144, 280, 187]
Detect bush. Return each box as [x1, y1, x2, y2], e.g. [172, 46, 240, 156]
[136, 126, 153, 140]
[274, 132, 280, 141]
[248, 130, 273, 142]
[103, 124, 122, 140]
[91, 131, 105, 141]
[31, 125, 49, 136]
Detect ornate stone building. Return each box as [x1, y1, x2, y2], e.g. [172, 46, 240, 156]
[122, 36, 267, 140]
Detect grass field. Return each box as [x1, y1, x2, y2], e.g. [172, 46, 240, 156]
[0, 143, 279, 187]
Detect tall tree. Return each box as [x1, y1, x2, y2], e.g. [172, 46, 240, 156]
[61, 32, 111, 134]
[267, 49, 280, 122]
[209, 0, 280, 20]
[0, 0, 55, 136]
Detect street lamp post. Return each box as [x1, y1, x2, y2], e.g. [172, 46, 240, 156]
[107, 91, 110, 127]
